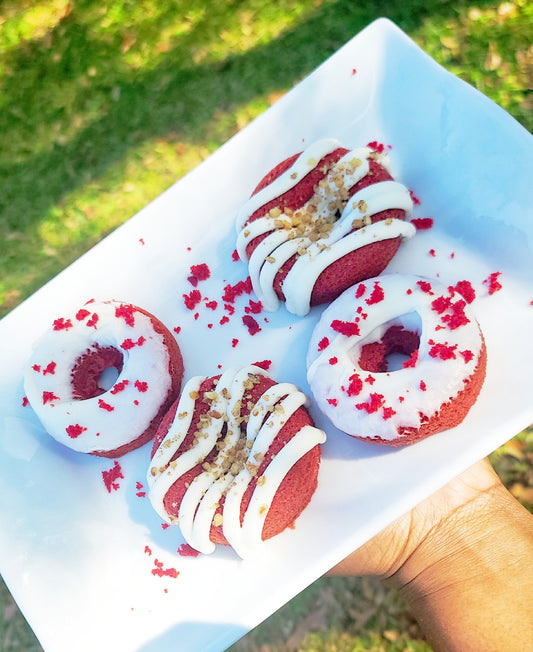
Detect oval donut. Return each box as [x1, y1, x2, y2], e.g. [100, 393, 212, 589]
[236, 138, 416, 316]
[24, 300, 184, 457]
[306, 274, 486, 446]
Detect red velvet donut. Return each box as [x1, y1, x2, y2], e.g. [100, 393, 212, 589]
[307, 275, 486, 446]
[147, 364, 326, 558]
[235, 138, 416, 316]
[24, 300, 184, 457]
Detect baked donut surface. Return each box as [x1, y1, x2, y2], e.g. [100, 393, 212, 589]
[306, 274, 486, 446]
[236, 138, 416, 316]
[24, 300, 184, 457]
[147, 364, 326, 558]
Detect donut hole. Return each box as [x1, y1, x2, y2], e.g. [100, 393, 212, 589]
[71, 345, 124, 399]
[358, 314, 421, 373]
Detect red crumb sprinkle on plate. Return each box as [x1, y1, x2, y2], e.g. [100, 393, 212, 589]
[410, 217, 433, 230]
[102, 461, 124, 493]
[483, 271, 503, 295]
[151, 559, 179, 578]
[252, 359, 272, 370]
[242, 315, 261, 335]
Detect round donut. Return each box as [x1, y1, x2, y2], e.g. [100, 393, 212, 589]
[306, 274, 486, 446]
[24, 300, 184, 457]
[235, 138, 416, 316]
[147, 364, 326, 558]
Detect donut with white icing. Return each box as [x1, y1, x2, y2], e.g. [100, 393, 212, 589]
[24, 300, 184, 457]
[236, 138, 416, 316]
[147, 364, 326, 558]
[306, 274, 486, 446]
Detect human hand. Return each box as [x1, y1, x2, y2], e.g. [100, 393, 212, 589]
[329, 457, 533, 652]
[329, 457, 502, 579]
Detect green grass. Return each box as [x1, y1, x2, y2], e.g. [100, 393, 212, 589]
[0, 0, 532, 649]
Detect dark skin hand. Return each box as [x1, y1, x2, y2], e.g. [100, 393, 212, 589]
[329, 458, 533, 652]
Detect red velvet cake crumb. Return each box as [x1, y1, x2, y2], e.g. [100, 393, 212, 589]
[242, 315, 261, 335]
[76, 309, 91, 321]
[53, 317, 72, 331]
[43, 361, 56, 375]
[428, 341, 458, 360]
[183, 289, 202, 310]
[365, 281, 385, 305]
[408, 190, 421, 205]
[411, 217, 433, 230]
[98, 398, 114, 412]
[42, 391, 59, 405]
[484, 271, 502, 295]
[252, 359, 272, 370]
[346, 373, 363, 397]
[115, 304, 136, 327]
[331, 319, 360, 336]
[102, 460, 123, 493]
[151, 559, 179, 578]
[134, 380, 148, 392]
[318, 337, 329, 351]
[452, 280, 476, 304]
[355, 283, 366, 299]
[66, 424, 86, 439]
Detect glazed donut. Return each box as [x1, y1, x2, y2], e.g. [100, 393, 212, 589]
[306, 274, 486, 446]
[24, 300, 184, 457]
[236, 138, 416, 316]
[147, 364, 326, 558]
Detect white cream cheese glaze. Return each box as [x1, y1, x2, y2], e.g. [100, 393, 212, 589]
[147, 365, 326, 558]
[23, 300, 173, 454]
[306, 274, 484, 442]
[236, 138, 416, 316]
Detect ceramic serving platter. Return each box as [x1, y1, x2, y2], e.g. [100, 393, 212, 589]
[1, 18, 532, 652]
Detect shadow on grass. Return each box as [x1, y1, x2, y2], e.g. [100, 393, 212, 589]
[0, 0, 498, 315]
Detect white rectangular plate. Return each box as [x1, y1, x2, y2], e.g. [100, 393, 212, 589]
[1, 18, 532, 652]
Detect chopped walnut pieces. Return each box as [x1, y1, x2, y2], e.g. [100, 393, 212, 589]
[259, 504, 268, 516]
[150, 467, 158, 477]
[230, 461, 241, 475]
[221, 387, 231, 400]
[232, 400, 242, 417]
[357, 199, 367, 213]
[257, 475, 266, 486]
[266, 255, 276, 263]
[254, 452, 265, 463]
[213, 513, 223, 527]
[269, 206, 282, 218]
[189, 390, 199, 400]
[352, 218, 364, 229]
[178, 411, 188, 419]
[246, 462, 259, 476]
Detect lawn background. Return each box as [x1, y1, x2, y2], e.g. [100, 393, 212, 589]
[0, 0, 532, 650]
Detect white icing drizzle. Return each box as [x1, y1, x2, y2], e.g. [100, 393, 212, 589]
[235, 138, 416, 316]
[147, 365, 326, 558]
[23, 300, 173, 454]
[306, 274, 484, 442]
